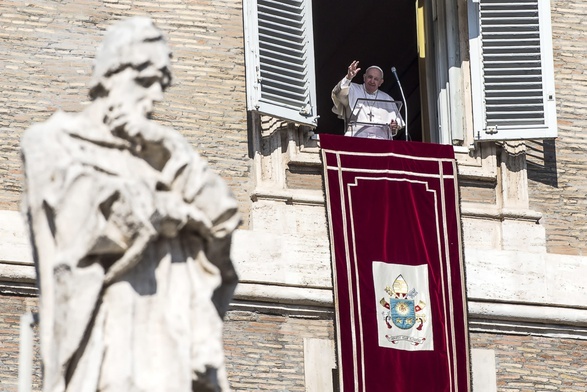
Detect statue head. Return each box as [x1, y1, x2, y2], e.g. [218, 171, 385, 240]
[89, 17, 172, 100]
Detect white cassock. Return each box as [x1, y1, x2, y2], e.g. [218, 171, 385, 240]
[332, 76, 405, 140]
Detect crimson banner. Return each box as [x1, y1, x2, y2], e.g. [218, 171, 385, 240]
[321, 134, 470, 392]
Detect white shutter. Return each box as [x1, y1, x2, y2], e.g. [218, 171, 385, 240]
[468, 0, 557, 141]
[243, 0, 318, 127]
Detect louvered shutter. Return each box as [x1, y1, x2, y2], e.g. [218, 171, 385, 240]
[243, 0, 318, 127]
[468, 0, 557, 141]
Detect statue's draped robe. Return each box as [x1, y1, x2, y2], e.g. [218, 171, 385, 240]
[22, 110, 240, 392]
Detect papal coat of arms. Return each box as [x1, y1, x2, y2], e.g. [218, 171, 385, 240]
[379, 274, 427, 345]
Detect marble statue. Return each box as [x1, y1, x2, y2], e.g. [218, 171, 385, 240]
[21, 17, 240, 392]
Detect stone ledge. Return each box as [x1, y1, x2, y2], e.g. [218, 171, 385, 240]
[229, 299, 334, 320]
[468, 300, 587, 328]
[0, 210, 32, 265]
[0, 263, 36, 283]
[465, 248, 587, 309]
[469, 318, 587, 341]
[234, 282, 333, 308]
[250, 188, 325, 205]
[461, 202, 543, 223]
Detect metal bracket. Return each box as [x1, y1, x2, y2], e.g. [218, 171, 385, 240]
[299, 104, 312, 117]
[485, 125, 498, 135]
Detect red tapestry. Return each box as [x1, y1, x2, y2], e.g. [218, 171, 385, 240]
[320, 134, 470, 392]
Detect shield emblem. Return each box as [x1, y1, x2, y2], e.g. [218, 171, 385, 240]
[390, 298, 416, 329]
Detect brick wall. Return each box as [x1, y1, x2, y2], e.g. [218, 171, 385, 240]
[224, 311, 335, 391]
[0, 300, 336, 392]
[3, 298, 587, 391]
[472, 332, 587, 391]
[0, 0, 252, 227]
[0, 295, 41, 392]
[526, 0, 587, 255]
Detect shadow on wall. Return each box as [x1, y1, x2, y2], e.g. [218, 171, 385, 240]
[526, 139, 558, 188]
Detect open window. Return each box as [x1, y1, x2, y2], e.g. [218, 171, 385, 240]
[244, 0, 559, 144]
[243, 0, 423, 141]
[312, 0, 422, 142]
[468, 0, 557, 141]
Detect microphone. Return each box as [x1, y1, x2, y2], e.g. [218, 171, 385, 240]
[391, 67, 409, 141]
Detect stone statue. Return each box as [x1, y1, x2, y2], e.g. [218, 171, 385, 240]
[21, 17, 239, 392]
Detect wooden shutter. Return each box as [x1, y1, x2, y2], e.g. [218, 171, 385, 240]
[243, 0, 318, 127]
[469, 0, 557, 140]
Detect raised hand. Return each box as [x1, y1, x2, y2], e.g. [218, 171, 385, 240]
[346, 60, 361, 80]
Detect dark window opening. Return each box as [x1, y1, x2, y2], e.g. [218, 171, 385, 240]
[312, 0, 422, 141]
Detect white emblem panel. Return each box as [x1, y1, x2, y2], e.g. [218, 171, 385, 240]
[372, 262, 434, 351]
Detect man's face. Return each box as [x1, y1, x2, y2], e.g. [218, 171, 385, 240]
[108, 66, 169, 117]
[363, 68, 384, 94]
[132, 66, 170, 117]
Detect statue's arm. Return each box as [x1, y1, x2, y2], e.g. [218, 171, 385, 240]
[110, 115, 240, 239]
[101, 113, 241, 295]
[130, 124, 241, 317]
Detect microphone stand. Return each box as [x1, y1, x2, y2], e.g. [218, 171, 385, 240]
[391, 67, 409, 141]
